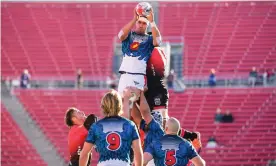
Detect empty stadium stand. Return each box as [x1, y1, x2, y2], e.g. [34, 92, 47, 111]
[14, 87, 276, 165]
[13, 89, 104, 164]
[2, 2, 275, 80]
[1, 104, 47, 166]
[169, 87, 276, 165]
[159, 2, 276, 77]
[1, 3, 135, 79]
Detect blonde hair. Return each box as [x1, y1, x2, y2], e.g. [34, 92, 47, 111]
[101, 90, 123, 117]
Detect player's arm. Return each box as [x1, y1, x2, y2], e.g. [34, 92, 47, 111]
[80, 124, 97, 166]
[132, 139, 143, 166]
[79, 142, 93, 166]
[187, 141, 205, 166]
[143, 152, 153, 166]
[139, 90, 152, 124]
[190, 156, 206, 166]
[147, 9, 162, 46]
[118, 8, 138, 41]
[131, 103, 143, 127]
[143, 142, 154, 166]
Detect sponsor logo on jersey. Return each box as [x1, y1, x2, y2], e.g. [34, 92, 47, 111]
[134, 81, 140, 85]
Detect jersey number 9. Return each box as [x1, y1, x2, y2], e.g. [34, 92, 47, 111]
[165, 149, 177, 166]
[106, 132, 121, 151]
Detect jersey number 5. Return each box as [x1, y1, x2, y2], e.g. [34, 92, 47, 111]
[106, 132, 121, 151]
[165, 149, 177, 166]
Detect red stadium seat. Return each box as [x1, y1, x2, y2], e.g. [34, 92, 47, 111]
[1, 104, 47, 166]
[159, 2, 276, 77]
[1, 2, 136, 79]
[14, 87, 276, 165]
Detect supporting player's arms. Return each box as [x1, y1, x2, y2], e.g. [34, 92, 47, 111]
[190, 156, 206, 166]
[132, 139, 143, 166]
[146, 9, 162, 46]
[139, 91, 153, 124]
[118, 8, 138, 41]
[79, 142, 93, 166]
[143, 152, 153, 166]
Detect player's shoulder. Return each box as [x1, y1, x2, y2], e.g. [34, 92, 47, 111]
[161, 134, 187, 144]
[120, 116, 137, 126]
[179, 136, 194, 148]
[94, 118, 104, 125]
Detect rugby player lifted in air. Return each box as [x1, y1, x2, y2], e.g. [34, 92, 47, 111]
[117, 2, 162, 107]
[145, 47, 169, 129]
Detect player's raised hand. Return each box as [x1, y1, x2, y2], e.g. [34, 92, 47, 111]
[146, 8, 154, 23]
[133, 8, 139, 21]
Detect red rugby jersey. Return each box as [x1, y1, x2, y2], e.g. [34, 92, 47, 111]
[68, 125, 88, 157]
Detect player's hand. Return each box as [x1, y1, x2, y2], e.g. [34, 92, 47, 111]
[133, 8, 139, 21]
[128, 86, 141, 99]
[146, 8, 154, 23]
[123, 87, 133, 99]
[195, 132, 201, 139]
[144, 85, 148, 92]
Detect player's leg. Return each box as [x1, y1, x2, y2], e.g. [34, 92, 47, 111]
[145, 87, 169, 129]
[118, 74, 144, 109]
[118, 74, 129, 97]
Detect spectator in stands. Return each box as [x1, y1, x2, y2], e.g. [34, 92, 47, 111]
[206, 136, 218, 153]
[76, 69, 83, 89]
[5, 76, 12, 89]
[107, 73, 118, 89]
[268, 160, 276, 166]
[222, 110, 234, 123]
[263, 70, 268, 86]
[214, 108, 223, 123]
[208, 68, 216, 87]
[248, 67, 258, 87]
[20, 69, 31, 89]
[269, 69, 276, 83]
[167, 69, 175, 89]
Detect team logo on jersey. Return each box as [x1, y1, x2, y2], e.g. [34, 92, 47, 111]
[130, 42, 140, 51]
[154, 97, 161, 106]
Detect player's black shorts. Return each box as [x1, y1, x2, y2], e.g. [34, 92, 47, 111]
[144, 85, 169, 111]
[69, 155, 91, 166]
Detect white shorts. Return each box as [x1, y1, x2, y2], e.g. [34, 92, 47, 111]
[147, 159, 155, 166]
[98, 159, 129, 166]
[118, 73, 145, 97]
